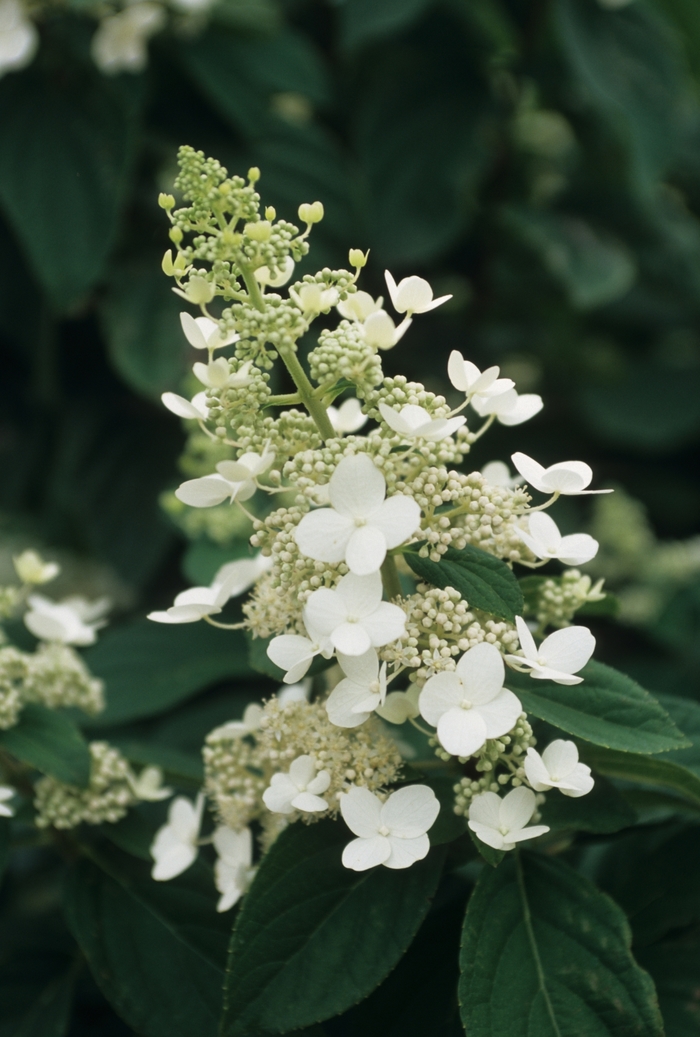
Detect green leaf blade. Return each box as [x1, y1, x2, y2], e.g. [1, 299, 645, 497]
[459, 852, 664, 1037]
[405, 545, 523, 622]
[0, 704, 91, 786]
[221, 820, 445, 1035]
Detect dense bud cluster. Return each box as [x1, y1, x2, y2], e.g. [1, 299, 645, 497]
[34, 742, 137, 829]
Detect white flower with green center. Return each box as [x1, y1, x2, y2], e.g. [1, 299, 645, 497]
[419, 642, 522, 758]
[303, 571, 407, 656]
[24, 595, 110, 646]
[327, 398, 368, 434]
[161, 390, 209, 421]
[150, 793, 205, 880]
[525, 740, 594, 797]
[0, 0, 38, 77]
[290, 283, 339, 314]
[511, 452, 612, 495]
[262, 755, 331, 814]
[213, 826, 256, 912]
[267, 618, 335, 684]
[193, 358, 252, 390]
[128, 766, 173, 802]
[91, 2, 166, 74]
[378, 403, 465, 442]
[472, 388, 543, 426]
[179, 312, 239, 351]
[175, 450, 275, 508]
[339, 785, 440, 871]
[336, 291, 383, 322]
[447, 351, 514, 402]
[506, 616, 595, 685]
[326, 649, 388, 727]
[517, 512, 599, 566]
[294, 453, 421, 576]
[384, 271, 452, 315]
[468, 787, 549, 851]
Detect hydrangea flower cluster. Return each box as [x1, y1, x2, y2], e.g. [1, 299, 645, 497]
[146, 147, 609, 904]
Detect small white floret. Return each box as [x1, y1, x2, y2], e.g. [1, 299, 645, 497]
[511, 452, 612, 496]
[0, 786, 15, 818]
[0, 0, 38, 78]
[327, 398, 368, 434]
[175, 450, 275, 508]
[91, 2, 165, 74]
[213, 825, 256, 912]
[161, 391, 209, 421]
[262, 755, 331, 814]
[472, 389, 543, 426]
[524, 740, 594, 797]
[506, 616, 595, 685]
[517, 512, 599, 566]
[384, 271, 452, 315]
[378, 403, 465, 442]
[179, 313, 239, 352]
[302, 571, 406, 657]
[150, 792, 205, 881]
[129, 766, 173, 802]
[468, 787, 549, 851]
[340, 784, 440, 871]
[326, 648, 387, 727]
[148, 555, 271, 624]
[447, 351, 514, 402]
[13, 550, 59, 586]
[24, 595, 110, 646]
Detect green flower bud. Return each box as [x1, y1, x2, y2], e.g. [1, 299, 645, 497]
[298, 201, 324, 224]
[158, 193, 175, 210]
[349, 248, 369, 268]
[248, 166, 261, 183]
[162, 250, 175, 276]
[265, 206, 276, 221]
[169, 226, 183, 244]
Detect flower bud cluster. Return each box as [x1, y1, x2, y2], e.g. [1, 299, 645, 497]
[308, 322, 383, 393]
[222, 297, 308, 367]
[0, 641, 104, 729]
[234, 411, 322, 461]
[452, 718, 535, 813]
[523, 570, 606, 630]
[206, 362, 272, 430]
[34, 742, 137, 829]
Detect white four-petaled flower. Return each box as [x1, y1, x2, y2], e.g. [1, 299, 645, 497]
[175, 450, 275, 508]
[161, 390, 209, 422]
[150, 793, 204, 880]
[517, 512, 599, 566]
[262, 755, 331, 814]
[327, 398, 368, 434]
[290, 283, 339, 314]
[419, 642, 522, 757]
[384, 271, 452, 315]
[506, 616, 595, 685]
[128, 766, 173, 802]
[180, 313, 239, 352]
[472, 389, 543, 426]
[447, 351, 514, 402]
[524, 740, 594, 797]
[267, 618, 335, 684]
[24, 595, 110, 646]
[294, 454, 421, 576]
[303, 571, 407, 656]
[340, 785, 440, 871]
[326, 649, 387, 727]
[213, 825, 256, 912]
[193, 358, 252, 390]
[468, 787, 549, 851]
[378, 403, 465, 442]
[511, 452, 612, 496]
[337, 291, 383, 323]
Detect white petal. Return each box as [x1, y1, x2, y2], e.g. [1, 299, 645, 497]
[289, 755, 317, 789]
[291, 792, 328, 812]
[556, 534, 599, 566]
[437, 707, 488, 757]
[524, 748, 553, 792]
[336, 648, 379, 686]
[180, 311, 208, 350]
[267, 635, 315, 683]
[419, 671, 464, 727]
[147, 604, 214, 624]
[500, 786, 536, 831]
[215, 864, 244, 912]
[169, 794, 204, 841]
[161, 393, 203, 419]
[497, 394, 543, 426]
[174, 586, 219, 607]
[559, 764, 594, 797]
[331, 623, 372, 656]
[340, 786, 382, 838]
[329, 454, 386, 518]
[175, 475, 231, 508]
[456, 642, 505, 705]
[514, 616, 538, 662]
[541, 625, 595, 675]
[378, 402, 411, 436]
[369, 495, 421, 551]
[377, 689, 420, 724]
[511, 452, 547, 493]
[477, 688, 523, 739]
[294, 509, 354, 564]
[468, 822, 505, 850]
[468, 791, 502, 830]
[541, 740, 579, 780]
[342, 835, 392, 871]
[529, 664, 584, 686]
[527, 511, 562, 553]
[213, 825, 252, 867]
[380, 785, 439, 839]
[262, 773, 297, 814]
[303, 588, 349, 637]
[447, 351, 472, 392]
[507, 824, 550, 844]
[384, 269, 399, 309]
[384, 834, 430, 869]
[25, 611, 69, 642]
[363, 602, 406, 647]
[335, 571, 383, 617]
[307, 770, 331, 795]
[346, 525, 387, 575]
[539, 461, 592, 494]
[151, 839, 198, 881]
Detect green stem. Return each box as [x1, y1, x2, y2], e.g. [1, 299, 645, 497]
[239, 264, 266, 313]
[278, 345, 335, 441]
[381, 554, 402, 600]
[266, 392, 302, 407]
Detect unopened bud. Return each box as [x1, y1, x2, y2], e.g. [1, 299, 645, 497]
[158, 193, 175, 210]
[183, 276, 214, 305]
[349, 248, 369, 268]
[298, 201, 324, 224]
[265, 206, 276, 221]
[161, 250, 175, 276]
[169, 226, 183, 244]
[248, 166, 261, 183]
[245, 220, 272, 242]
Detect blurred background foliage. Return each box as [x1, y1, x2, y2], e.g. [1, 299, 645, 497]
[3, 0, 700, 1031]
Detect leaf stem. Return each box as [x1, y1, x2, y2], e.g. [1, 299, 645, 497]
[381, 554, 403, 600]
[277, 345, 335, 441]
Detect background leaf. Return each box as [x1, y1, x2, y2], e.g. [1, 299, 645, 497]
[459, 852, 664, 1037]
[0, 704, 90, 786]
[221, 820, 445, 1035]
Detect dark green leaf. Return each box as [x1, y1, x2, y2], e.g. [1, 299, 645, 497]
[0, 704, 90, 786]
[557, 0, 687, 193]
[539, 774, 637, 833]
[580, 744, 700, 810]
[637, 929, 700, 1037]
[459, 852, 664, 1037]
[0, 68, 139, 309]
[64, 849, 229, 1037]
[84, 619, 253, 727]
[469, 831, 505, 868]
[182, 539, 250, 586]
[339, 0, 433, 52]
[100, 259, 190, 400]
[9, 960, 79, 1037]
[508, 660, 689, 754]
[221, 819, 445, 1035]
[405, 545, 523, 622]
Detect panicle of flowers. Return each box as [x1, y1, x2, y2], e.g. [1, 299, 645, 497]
[154, 148, 610, 877]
